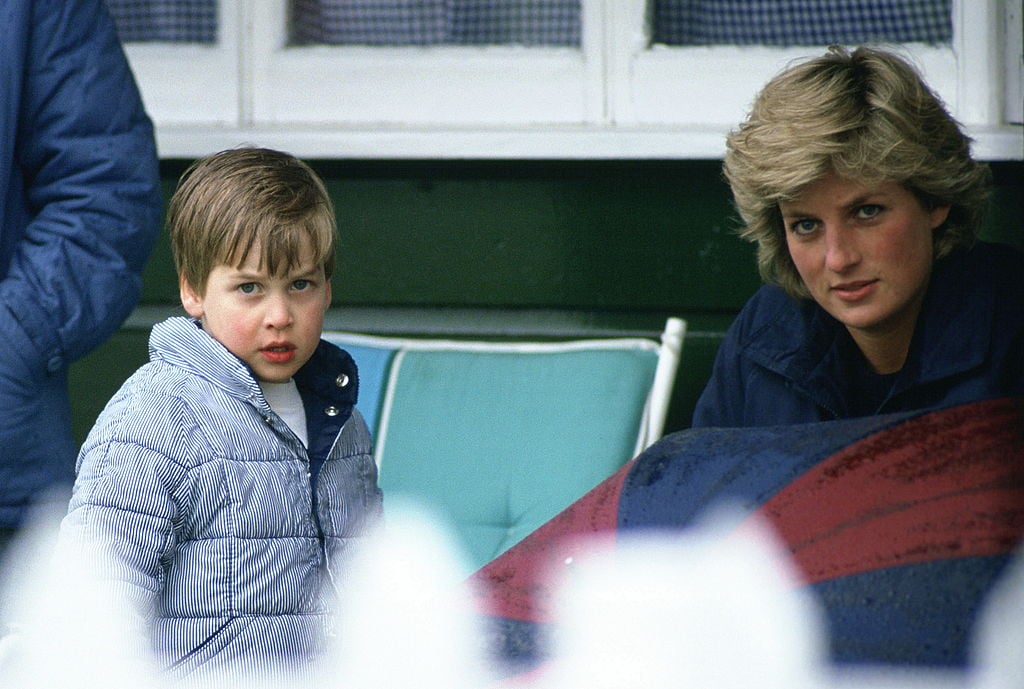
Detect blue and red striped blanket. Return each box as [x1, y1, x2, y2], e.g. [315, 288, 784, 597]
[471, 397, 1024, 674]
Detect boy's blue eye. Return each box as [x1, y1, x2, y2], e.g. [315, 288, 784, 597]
[293, 279, 311, 291]
[239, 283, 257, 294]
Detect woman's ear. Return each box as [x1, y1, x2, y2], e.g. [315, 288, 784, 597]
[179, 275, 204, 319]
[929, 204, 952, 231]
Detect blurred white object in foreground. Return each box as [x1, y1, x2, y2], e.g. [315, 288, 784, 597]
[0, 504, 163, 689]
[324, 499, 491, 689]
[0, 498, 1019, 689]
[542, 511, 828, 689]
[970, 545, 1024, 689]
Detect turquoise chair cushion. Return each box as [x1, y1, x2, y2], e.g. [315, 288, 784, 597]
[376, 346, 660, 571]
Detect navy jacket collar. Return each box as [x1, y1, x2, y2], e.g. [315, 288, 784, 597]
[743, 248, 993, 414]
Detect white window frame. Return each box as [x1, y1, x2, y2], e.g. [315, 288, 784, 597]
[122, 0, 240, 126]
[127, 0, 1023, 160]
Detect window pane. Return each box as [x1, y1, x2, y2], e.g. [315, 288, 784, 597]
[290, 0, 581, 47]
[651, 0, 952, 46]
[106, 0, 217, 43]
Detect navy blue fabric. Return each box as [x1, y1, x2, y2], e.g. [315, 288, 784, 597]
[814, 557, 1012, 666]
[693, 242, 1024, 428]
[329, 342, 395, 436]
[0, 0, 162, 528]
[618, 411, 912, 528]
[615, 405, 1022, 667]
[475, 400, 1023, 675]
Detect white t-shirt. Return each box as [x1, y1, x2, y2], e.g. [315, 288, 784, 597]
[260, 379, 308, 448]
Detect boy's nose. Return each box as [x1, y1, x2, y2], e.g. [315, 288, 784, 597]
[264, 295, 293, 328]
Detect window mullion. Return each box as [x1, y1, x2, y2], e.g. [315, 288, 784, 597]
[237, 0, 257, 128]
[953, 0, 1001, 126]
[581, 0, 611, 125]
[604, 0, 648, 126]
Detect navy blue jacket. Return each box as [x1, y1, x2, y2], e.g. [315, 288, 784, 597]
[0, 0, 162, 527]
[693, 241, 1024, 427]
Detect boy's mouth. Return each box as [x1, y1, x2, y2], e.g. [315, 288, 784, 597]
[261, 344, 296, 364]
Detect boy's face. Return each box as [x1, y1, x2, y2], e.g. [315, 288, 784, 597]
[180, 240, 332, 383]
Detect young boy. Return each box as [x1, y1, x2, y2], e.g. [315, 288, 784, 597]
[58, 147, 382, 683]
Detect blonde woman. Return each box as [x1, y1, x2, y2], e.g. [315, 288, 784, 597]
[693, 46, 1024, 427]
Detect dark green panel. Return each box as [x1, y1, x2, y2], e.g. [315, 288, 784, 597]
[69, 329, 151, 443]
[150, 158, 1022, 312]
[321, 160, 759, 311]
[148, 159, 761, 312]
[980, 162, 1024, 250]
[138, 169, 185, 304]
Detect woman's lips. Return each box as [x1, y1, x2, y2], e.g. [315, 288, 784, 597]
[831, 279, 878, 302]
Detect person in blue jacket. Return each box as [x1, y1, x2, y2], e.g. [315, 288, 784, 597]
[0, 1, 162, 545]
[59, 147, 382, 683]
[693, 46, 1024, 427]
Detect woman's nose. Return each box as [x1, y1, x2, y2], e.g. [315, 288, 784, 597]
[823, 225, 861, 272]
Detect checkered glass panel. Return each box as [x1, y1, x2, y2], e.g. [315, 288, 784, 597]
[652, 0, 952, 46]
[289, 0, 581, 46]
[106, 0, 217, 43]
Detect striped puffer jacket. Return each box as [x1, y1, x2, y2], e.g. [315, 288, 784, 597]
[59, 317, 382, 683]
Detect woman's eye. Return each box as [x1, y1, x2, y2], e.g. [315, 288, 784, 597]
[790, 219, 818, 236]
[857, 204, 883, 219]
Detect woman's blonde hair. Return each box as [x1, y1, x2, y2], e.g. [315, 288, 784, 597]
[724, 46, 991, 298]
[167, 147, 336, 294]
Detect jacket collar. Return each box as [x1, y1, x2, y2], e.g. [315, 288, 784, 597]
[149, 316, 358, 412]
[743, 248, 993, 409]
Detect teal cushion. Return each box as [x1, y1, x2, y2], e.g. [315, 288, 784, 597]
[376, 346, 659, 570]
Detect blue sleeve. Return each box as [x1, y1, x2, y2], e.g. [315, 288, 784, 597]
[691, 315, 746, 428]
[0, 0, 162, 370]
[691, 285, 783, 428]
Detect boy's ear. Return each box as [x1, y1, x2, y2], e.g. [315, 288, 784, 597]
[179, 275, 204, 319]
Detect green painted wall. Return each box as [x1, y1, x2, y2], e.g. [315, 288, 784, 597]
[69, 159, 1024, 443]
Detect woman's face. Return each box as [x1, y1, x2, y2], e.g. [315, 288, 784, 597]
[779, 171, 950, 369]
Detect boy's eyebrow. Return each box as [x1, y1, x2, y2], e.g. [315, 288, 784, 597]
[227, 265, 324, 281]
[286, 264, 324, 279]
[224, 267, 263, 280]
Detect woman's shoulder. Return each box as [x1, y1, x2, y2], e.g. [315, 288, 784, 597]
[956, 241, 1024, 310]
[731, 284, 820, 344]
[960, 240, 1024, 277]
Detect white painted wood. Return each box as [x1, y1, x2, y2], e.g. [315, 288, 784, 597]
[123, 0, 1023, 159]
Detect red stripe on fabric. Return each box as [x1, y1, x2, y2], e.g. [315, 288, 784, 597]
[469, 459, 633, 622]
[747, 398, 1024, 585]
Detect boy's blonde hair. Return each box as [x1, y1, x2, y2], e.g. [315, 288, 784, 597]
[167, 147, 337, 294]
[724, 46, 991, 298]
